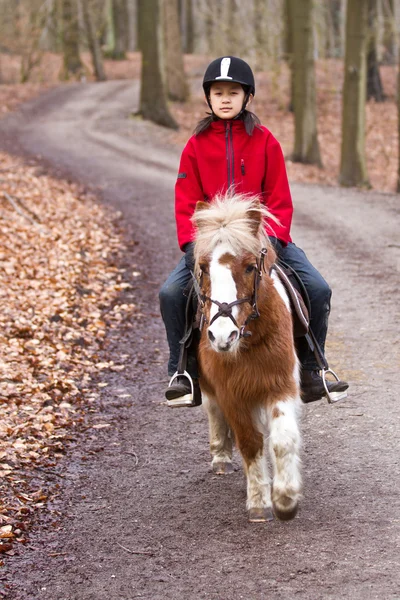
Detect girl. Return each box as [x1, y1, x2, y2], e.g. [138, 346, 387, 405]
[159, 56, 348, 407]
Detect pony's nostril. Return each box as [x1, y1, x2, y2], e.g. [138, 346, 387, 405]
[228, 330, 238, 343]
[208, 330, 216, 342]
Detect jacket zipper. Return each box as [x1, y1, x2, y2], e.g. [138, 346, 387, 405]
[225, 121, 234, 187]
[241, 159, 245, 175]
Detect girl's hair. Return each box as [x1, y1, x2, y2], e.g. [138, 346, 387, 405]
[194, 110, 262, 136]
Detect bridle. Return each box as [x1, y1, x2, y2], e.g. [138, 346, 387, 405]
[194, 247, 268, 339]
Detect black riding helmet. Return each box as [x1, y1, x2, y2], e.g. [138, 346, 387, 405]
[203, 56, 255, 116]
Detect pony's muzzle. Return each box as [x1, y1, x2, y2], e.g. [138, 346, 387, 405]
[208, 327, 239, 352]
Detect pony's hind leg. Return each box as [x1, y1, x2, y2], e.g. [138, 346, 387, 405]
[269, 399, 302, 521]
[203, 393, 234, 475]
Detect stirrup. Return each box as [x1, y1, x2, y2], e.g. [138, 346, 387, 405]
[166, 370, 195, 408]
[321, 368, 348, 404]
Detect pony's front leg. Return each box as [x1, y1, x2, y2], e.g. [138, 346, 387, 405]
[269, 399, 302, 520]
[231, 409, 273, 522]
[203, 393, 233, 475]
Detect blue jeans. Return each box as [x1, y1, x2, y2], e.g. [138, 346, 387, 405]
[159, 243, 331, 376]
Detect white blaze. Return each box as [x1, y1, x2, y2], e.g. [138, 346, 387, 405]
[208, 243, 239, 348]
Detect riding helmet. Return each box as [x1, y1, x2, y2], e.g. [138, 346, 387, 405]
[202, 56, 256, 96]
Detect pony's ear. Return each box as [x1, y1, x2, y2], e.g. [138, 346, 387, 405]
[195, 201, 209, 212]
[247, 205, 262, 236]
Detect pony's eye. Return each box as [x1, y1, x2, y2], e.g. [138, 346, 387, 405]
[245, 264, 256, 274]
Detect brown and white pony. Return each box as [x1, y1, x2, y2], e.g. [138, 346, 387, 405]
[192, 192, 302, 522]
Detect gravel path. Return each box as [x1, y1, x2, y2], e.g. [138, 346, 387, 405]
[0, 81, 399, 600]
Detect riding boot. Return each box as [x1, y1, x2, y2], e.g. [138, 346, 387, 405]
[164, 375, 202, 408]
[301, 370, 349, 404]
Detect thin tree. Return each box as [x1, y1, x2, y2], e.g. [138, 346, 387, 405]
[127, 0, 138, 51]
[110, 0, 128, 59]
[180, 0, 194, 54]
[138, 0, 178, 129]
[283, 0, 294, 112]
[325, 0, 343, 58]
[61, 0, 83, 79]
[339, 0, 370, 187]
[382, 0, 396, 65]
[254, 0, 266, 70]
[367, 0, 385, 102]
[396, 41, 400, 192]
[82, 0, 107, 81]
[287, 0, 322, 166]
[164, 0, 189, 102]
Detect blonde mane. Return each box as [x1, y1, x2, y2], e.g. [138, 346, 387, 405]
[192, 192, 279, 259]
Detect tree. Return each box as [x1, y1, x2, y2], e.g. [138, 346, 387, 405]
[339, 0, 369, 187]
[325, 0, 343, 58]
[180, 0, 194, 54]
[283, 0, 294, 112]
[61, 0, 83, 79]
[126, 0, 138, 51]
[82, 0, 107, 81]
[254, 0, 267, 70]
[397, 42, 400, 192]
[367, 0, 385, 102]
[110, 0, 129, 59]
[287, 0, 322, 166]
[382, 0, 396, 65]
[138, 0, 178, 129]
[164, 0, 189, 102]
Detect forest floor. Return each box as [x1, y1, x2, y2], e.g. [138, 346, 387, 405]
[0, 55, 399, 599]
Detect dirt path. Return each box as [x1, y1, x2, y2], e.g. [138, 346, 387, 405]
[0, 81, 399, 600]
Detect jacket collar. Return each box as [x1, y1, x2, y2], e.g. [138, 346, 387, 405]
[210, 119, 246, 133]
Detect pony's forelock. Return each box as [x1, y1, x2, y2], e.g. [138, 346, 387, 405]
[192, 192, 279, 264]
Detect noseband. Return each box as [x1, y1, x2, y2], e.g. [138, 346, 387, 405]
[195, 247, 268, 339]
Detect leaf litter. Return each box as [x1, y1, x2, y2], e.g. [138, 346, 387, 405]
[0, 150, 136, 561]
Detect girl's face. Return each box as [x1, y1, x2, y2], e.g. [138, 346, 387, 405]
[208, 82, 252, 119]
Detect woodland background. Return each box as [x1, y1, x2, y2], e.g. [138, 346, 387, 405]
[0, 0, 400, 191]
[0, 0, 399, 568]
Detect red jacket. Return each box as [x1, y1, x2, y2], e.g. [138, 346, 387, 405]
[175, 119, 293, 250]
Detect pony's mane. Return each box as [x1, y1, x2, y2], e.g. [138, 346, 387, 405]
[192, 192, 279, 259]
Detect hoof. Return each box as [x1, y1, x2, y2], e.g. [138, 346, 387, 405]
[273, 499, 299, 521]
[248, 507, 274, 523]
[212, 461, 234, 475]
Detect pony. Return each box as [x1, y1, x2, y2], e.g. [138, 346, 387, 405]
[192, 192, 302, 522]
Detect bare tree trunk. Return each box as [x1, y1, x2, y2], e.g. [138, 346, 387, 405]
[61, 0, 83, 79]
[325, 0, 343, 57]
[254, 0, 266, 70]
[382, 0, 396, 64]
[283, 0, 294, 112]
[127, 0, 138, 51]
[111, 0, 128, 59]
[225, 0, 239, 55]
[164, 0, 189, 101]
[288, 0, 322, 166]
[139, 0, 178, 129]
[367, 0, 385, 101]
[397, 39, 400, 192]
[339, 0, 370, 187]
[82, 0, 107, 80]
[181, 0, 194, 53]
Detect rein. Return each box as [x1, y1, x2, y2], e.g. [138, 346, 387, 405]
[194, 247, 268, 339]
